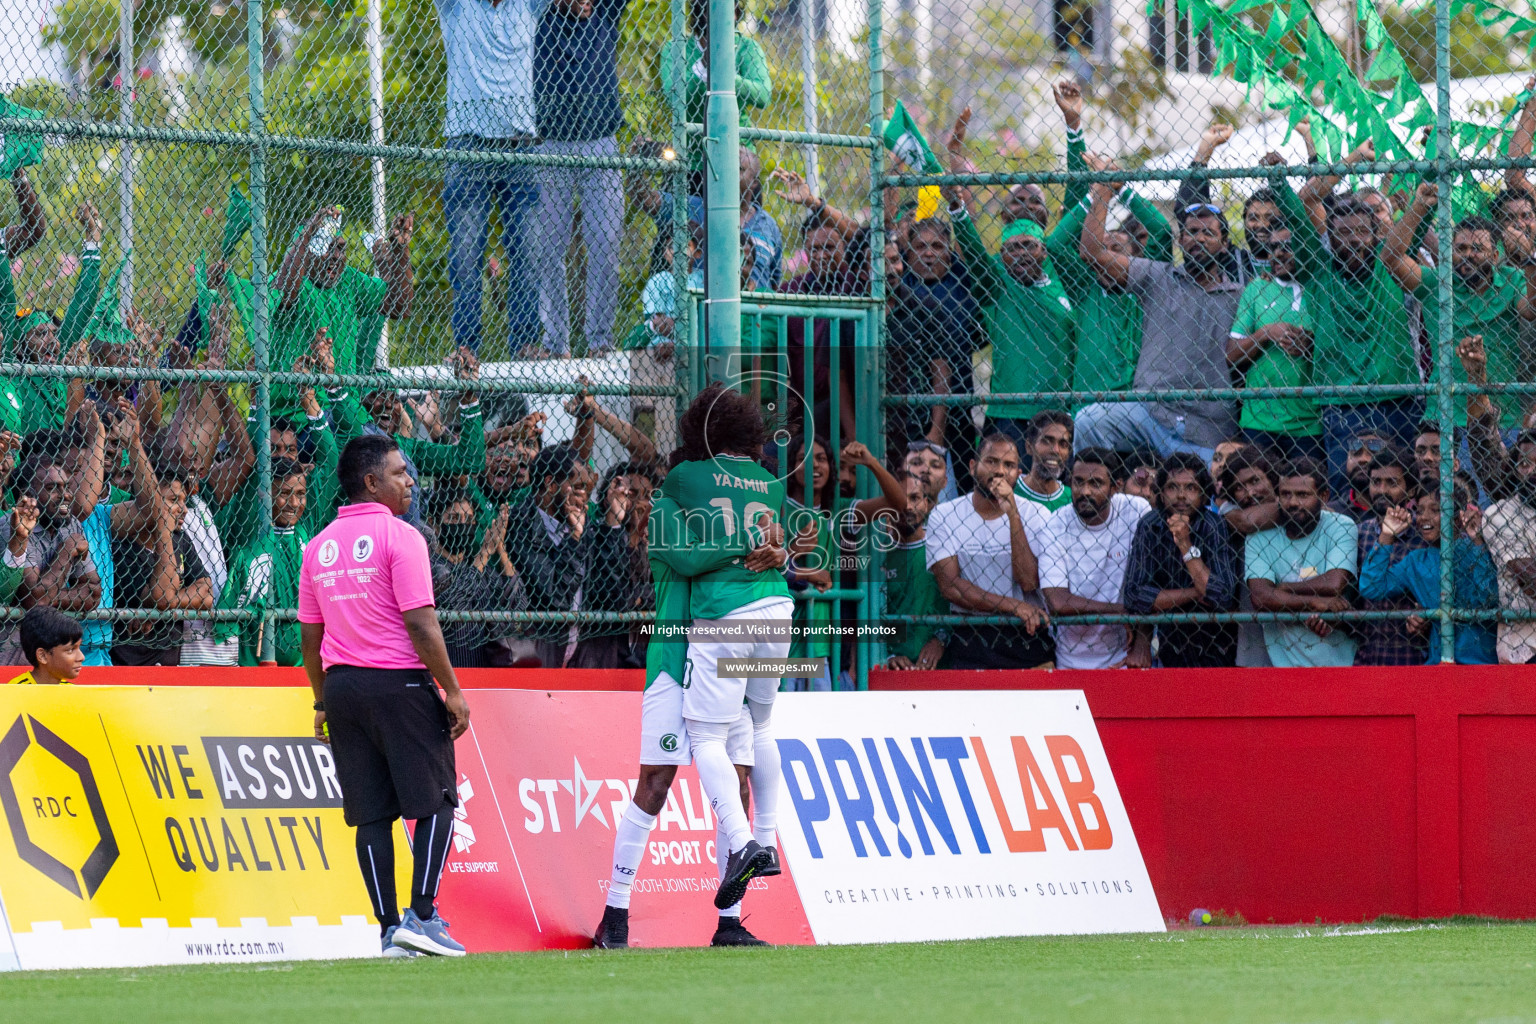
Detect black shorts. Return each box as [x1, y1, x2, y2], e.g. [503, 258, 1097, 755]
[324, 666, 458, 827]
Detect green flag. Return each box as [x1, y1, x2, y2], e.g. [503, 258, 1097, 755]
[195, 254, 221, 347]
[0, 94, 45, 180]
[84, 259, 135, 347]
[882, 100, 943, 175]
[221, 185, 252, 259]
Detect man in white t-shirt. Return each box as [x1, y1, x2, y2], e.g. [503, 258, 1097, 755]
[1039, 447, 1153, 669]
[924, 433, 1053, 668]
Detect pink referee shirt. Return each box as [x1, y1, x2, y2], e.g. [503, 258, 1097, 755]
[298, 502, 436, 671]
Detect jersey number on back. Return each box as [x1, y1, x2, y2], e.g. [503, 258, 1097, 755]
[706, 496, 775, 539]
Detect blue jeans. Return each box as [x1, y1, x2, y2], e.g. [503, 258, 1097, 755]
[1320, 399, 1422, 498]
[1073, 402, 1216, 462]
[443, 136, 540, 354]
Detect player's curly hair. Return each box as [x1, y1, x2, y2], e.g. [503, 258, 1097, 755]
[678, 384, 767, 461]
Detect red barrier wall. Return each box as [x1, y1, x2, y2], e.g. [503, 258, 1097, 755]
[870, 665, 1536, 924]
[67, 662, 1536, 924]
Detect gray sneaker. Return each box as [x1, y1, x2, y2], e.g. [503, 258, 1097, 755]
[391, 909, 467, 957]
[382, 925, 419, 958]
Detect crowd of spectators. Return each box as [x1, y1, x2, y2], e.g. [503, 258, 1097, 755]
[7, 0, 1536, 677]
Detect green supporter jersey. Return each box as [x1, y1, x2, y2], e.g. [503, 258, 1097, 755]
[213, 411, 339, 554]
[645, 496, 761, 687]
[1, 240, 100, 427]
[1047, 190, 1174, 402]
[882, 539, 946, 661]
[1014, 479, 1072, 512]
[1230, 277, 1322, 436]
[659, 34, 771, 170]
[785, 495, 833, 659]
[1414, 264, 1528, 429]
[1275, 181, 1416, 401]
[270, 269, 388, 419]
[661, 456, 790, 620]
[952, 210, 1076, 421]
[215, 526, 308, 666]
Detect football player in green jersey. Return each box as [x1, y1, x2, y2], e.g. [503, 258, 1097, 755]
[594, 455, 787, 949]
[661, 385, 796, 912]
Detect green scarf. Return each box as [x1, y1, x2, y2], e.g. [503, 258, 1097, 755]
[84, 259, 134, 347]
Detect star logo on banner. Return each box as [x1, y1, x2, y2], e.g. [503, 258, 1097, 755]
[558, 757, 609, 830]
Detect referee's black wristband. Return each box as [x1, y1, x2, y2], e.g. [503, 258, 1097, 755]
[313, 700, 326, 712]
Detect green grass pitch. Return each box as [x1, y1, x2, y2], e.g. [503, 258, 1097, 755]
[7, 922, 1536, 1023]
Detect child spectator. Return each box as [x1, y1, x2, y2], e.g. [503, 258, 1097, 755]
[9, 605, 84, 685]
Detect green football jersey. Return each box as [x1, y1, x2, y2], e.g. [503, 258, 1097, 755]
[661, 456, 791, 619]
[645, 496, 762, 687]
[882, 539, 946, 660]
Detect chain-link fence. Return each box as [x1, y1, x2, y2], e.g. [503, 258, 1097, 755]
[0, 0, 1533, 680]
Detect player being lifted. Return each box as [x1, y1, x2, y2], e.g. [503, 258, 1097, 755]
[593, 441, 787, 948]
[666, 386, 795, 913]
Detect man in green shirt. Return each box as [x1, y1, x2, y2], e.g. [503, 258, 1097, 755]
[214, 458, 313, 666]
[946, 198, 1075, 438]
[1225, 226, 1326, 461]
[882, 472, 947, 670]
[1272, 177, 1419, 496]
[1380, 182, 1536, 436]
[267, 206, 414, 419]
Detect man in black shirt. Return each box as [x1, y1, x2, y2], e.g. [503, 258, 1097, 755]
[1122, 452, 1238, 666]
[428, 487, 525, 668]
[111, 467, 212, 665]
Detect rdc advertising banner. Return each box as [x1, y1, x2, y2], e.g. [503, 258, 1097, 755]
[0, 684, 1160, 970]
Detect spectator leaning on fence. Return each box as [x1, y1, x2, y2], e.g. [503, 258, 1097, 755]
[213, 458, 313, 666]
[658, 0, 771, 185]
[924, 432, 1052, 670]
[1218, 444, 1281, 667]
[1122, 452, 1238, 667]
[1327, 431, 1388, 523]
[1353, 444, 1429, 667]
[1361, 482, 1498, 666]
[1075, 167, 1243, 462]
[1245, 458, 1358, 667]
[1039, 446, 1153, 669]
[427, 488, 528, 668]
[436, 0, 547, 357]
[881, 471, 947, 671]
[533, 0, 628, 356]
[109, 464, 213, 667]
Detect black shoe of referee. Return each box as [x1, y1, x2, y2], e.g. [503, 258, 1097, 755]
[714, 840, 772, 910]
[711, 917, 769, 947]
[593, 906, 629, 949]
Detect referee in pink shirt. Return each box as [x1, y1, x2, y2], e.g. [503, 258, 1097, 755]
[300, 435, 472, 958]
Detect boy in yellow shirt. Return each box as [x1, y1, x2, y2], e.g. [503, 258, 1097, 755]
[7, 605, 84, 685]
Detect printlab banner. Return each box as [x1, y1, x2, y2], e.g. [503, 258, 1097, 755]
[0, 685, 1159, 968]
[770, 691, 1166, 943]
[0, 686, 410, 971]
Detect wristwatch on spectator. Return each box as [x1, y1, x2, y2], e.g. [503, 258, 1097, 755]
[1182, 545, 1202, 562]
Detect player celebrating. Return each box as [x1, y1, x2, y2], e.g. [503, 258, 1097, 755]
[300, 436, 471, 958]
[593, 447, 788, 949]
[663, 385, 796, 912]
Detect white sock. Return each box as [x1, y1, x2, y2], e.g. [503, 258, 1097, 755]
[605, 802, 657, 909]
[717, 823, 740, 919]
[748, 709, 780, 849]
[687, 719, 752, 852]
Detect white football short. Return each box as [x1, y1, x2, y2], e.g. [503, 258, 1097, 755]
[641, 672, 755, 767]
[681, 596, 795, 724]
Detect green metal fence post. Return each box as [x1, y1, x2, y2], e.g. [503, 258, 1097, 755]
[248, 0, 275, 663]
[669, 0, 695, 399]
[1434, 0, 1457, 663]
[704, 0, 741, 376]
[860, 0, 887, 689]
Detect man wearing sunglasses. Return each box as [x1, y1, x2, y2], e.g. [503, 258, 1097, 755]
[1327, 432, 1387, 522]
[1077, 171, 1243, 464]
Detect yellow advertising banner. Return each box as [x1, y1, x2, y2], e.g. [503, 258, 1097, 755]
[0, 686, 408, 970]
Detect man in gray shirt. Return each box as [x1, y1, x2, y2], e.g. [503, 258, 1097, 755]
[1075, 172, 1246, 462]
